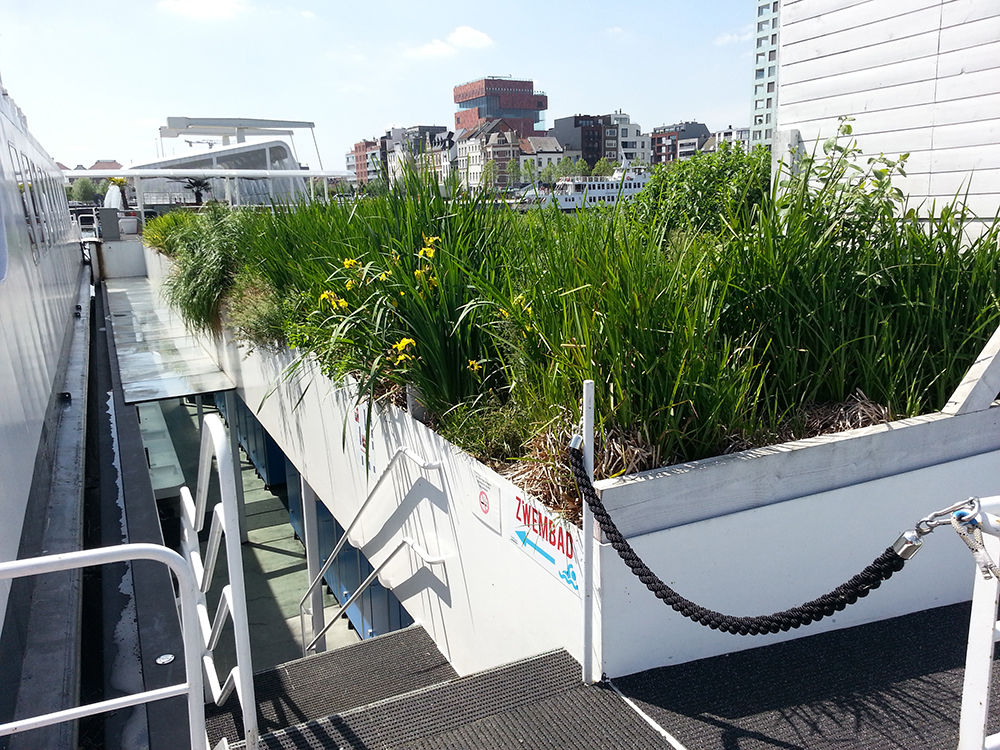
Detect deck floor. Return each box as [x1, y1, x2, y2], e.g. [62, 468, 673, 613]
[613, 601, 999, 749]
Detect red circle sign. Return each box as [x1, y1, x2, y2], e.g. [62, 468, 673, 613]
[479, 491, 490, 514]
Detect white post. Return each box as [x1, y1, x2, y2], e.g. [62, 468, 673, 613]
[959, 500, 1000, 750]
[135, 178, 145, 232]
[223, 390, 248, 543]
[301, 477, 326, 652]
[581, 379, 597, 684]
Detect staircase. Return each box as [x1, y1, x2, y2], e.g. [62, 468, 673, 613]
[206, 625, 673, 750]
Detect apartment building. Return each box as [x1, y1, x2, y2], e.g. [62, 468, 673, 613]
[751, 0, 781, 148]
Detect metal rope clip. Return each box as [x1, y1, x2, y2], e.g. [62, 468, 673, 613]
[947, 498, 1000, 580]
[894, 498, 982, 561]
[914, 497, 981, 536]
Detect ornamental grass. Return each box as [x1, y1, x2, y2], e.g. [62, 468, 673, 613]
[146, 129, 1000, 502]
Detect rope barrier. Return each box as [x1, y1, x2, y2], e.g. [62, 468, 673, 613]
[568, 440, 912, 636]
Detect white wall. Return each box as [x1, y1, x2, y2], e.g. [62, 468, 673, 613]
[777, 0, 1000, 222]
[149, 248, 586, 677]
[595, 404, 1000, 677]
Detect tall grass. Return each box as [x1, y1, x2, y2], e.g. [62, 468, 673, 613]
[152, 139, 1000, 474]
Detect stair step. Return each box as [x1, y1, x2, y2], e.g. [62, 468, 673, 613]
[206, 625, 457, 747]
[253, 650, 672, 749]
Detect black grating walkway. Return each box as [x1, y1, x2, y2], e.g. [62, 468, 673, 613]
[252, 649, 672, 750]
[613, 601, 999, 750]
[207, 626, 457, 747]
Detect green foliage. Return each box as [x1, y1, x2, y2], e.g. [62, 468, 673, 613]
[70, 177, 97, 203]
[575, 159, 590, 177]
[143, 210, 199, 258]
[540, 161, 557, 185]
[591, 158, 616, 177]
[481, 159, 498, 188]
[505, 158, 521, 186]
[631, 142, 770, 233]
[556, 157, 575, 179]
[149, 126, 1000, 472]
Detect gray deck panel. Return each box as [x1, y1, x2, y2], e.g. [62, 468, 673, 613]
[105, 278, 234, 403]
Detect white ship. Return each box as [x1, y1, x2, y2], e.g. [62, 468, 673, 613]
[539, 165, 650, 210]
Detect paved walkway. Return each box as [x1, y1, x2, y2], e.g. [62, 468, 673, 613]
[158, 397, 358, 672]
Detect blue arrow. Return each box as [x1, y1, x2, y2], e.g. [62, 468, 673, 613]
[515, 530, 555, 564]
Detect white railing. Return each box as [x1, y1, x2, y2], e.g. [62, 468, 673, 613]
[179, 413, 258, 750]
[959, 494, 1000, 750]
[0, 543, 207, 750]
[298, 446, 444, 656]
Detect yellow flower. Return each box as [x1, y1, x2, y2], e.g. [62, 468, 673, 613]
[500, 308, 510, 319]
[399, 290, 405, 296]
[392, 338, 416, 352]
[467, 359, 482, 373]
[379, 271, 389, 281]
[422, 233, 440, 246]
[319, 290, 335, 305]
[343, 258, 359, 269]
[394, 353, 413, 365]
[418, 246, 435, 259]
[428, 275, 438, 289]
[345, 280, 356, 290]
[337, 299, 349, 309]
[414, 268, 425, 279]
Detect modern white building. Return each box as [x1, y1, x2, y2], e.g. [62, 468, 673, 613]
[776, 0, 1000, 227]
[751, 0, 781, 148]
[608, 112, 650, 164]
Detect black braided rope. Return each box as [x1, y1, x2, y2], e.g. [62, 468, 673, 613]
[568, 446, 907, 635]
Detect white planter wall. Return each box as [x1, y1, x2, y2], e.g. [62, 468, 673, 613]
[595, 406, 1000, 677]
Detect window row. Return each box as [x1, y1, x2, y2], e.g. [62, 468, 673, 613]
[8, 143, 71, 263]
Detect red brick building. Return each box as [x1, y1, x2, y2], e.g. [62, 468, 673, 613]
[453, 77, 547, 139]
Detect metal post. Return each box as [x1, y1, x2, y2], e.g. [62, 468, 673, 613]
[581, 379, 596, 684]
[223, 390, 248, 543]
[301, 478, 326, 652]
[135, 178, 145, 233]
[959, 500, 1000, 749]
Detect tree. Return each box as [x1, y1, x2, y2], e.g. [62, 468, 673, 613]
[591, 158, 615, 177]
[70, 177, 97, 203]
[523, 160, 537, 186]
[505, 158, 521, 186]
[480, 159, 498, 188]
[540, 161, 557, 186]
[96, 179, 110, 201]
[182, 178, 212, 206]
[574, 159, 590, 177]
[556, 157, 575, 179]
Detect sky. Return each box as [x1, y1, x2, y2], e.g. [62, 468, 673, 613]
[0, 0, 756, 171]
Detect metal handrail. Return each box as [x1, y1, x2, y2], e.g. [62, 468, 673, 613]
[305, 536, 448, 654]
[298, 446, 443, 655]
[179, 413, 258, 750]
[0, 543, 207, 750]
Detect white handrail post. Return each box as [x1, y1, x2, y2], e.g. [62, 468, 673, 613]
[223, 390, 248, 543]
[205, 414, 258, 750]
[301, 478, 326, 653]
[959, 498, 1000, 750]
[581, 379, 597, 684]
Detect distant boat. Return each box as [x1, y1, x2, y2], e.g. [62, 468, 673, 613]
[538, 165, 650, 211]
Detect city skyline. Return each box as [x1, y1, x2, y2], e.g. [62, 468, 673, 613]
[0, 0, 756, 170]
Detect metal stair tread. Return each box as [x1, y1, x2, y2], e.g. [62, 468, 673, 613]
[206, 625, 457, 748]
[249, 649, 664, 749]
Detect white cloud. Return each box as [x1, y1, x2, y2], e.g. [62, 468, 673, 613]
[404, 26, 493, 59]
[158, 0, 247, 20]
[405, 39, 458, 59]
[447, 26, 493, 49]
[301, 9, 317, 19]
[606, 26, 624, 34]
[714, 26, 753, 45]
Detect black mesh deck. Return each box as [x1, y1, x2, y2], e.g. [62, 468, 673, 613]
[613, 601, 998, 749]
[206, 625, 458, 747]
[255, 649, 672, 750]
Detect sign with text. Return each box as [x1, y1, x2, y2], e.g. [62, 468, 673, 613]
[472, 472, 502, 534]
[507, 491, 582, 597]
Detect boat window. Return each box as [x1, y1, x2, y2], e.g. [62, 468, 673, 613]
[9, 144, 38, 260]
[28, 159, 50, 251]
